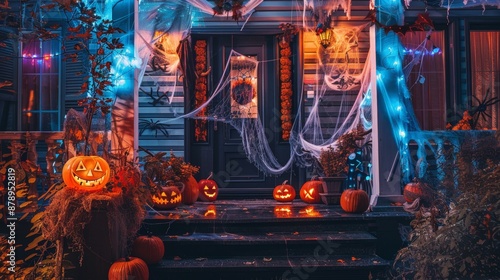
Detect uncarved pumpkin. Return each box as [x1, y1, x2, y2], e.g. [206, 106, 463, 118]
[108, 257, 149, 280]
[273, 180, 296, 202]
[198, 172, 218, 202]
[300, 177, 322, 204]
[340, 189, 369, 213]
[403, 179, 425, 203]
[131, 234, 165, 264]
[62, 156, 110, 192]
[182, 175, 199, 205]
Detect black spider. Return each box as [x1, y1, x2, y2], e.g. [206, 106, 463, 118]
[139, 119, 170, 137]
[471, 88, 500, 128]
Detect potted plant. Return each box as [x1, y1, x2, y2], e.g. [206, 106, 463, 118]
[318, 126, 370, 204]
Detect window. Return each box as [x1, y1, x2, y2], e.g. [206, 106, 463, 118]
[469, 30, 500, 130]
[21, 33, 61, 131]
[401, 30, 447, 130]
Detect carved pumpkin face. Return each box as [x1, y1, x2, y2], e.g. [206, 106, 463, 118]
[198, 179, 218, 202]
[299, 178, 322, 204]
[273, 181, 296, 202]
[151, 185, 182, 210]
[62, 156, 110, 192]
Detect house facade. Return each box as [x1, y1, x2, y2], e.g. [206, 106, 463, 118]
[0, 0, 499, 203]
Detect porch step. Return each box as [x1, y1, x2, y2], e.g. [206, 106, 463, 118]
[163, 231, 378, 258]
[149, 255, 390, 280]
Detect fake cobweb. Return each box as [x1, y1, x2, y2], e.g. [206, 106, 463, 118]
[134, 0, 499, 192]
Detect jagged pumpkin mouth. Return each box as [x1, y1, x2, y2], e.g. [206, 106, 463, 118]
[275, 193, 292, 199]
[152, 193, 182, 205]
[72, 171, 108, 187]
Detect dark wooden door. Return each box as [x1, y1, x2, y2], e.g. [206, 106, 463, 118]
[189, 35, 295, 199]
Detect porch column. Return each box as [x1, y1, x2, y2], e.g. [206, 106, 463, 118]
[111, 0, 138, 161]
[370, 1, 405, 206]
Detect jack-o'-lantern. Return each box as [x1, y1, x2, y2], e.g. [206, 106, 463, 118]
[198, 172, 218, 202]
[299, 177, 322, 204]
[340, 188, 369, 213]
[151, 181, 184, 210]
[274, 205, 293, 218]
[62, 156, 110, 192]
[273, 180, 296, 202]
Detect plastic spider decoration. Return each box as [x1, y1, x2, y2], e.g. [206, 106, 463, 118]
[471, 89, 500, 129]
[139, 119, 170, 137]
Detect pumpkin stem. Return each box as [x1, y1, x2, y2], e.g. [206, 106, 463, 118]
[282, 180, 288, 185]
[311, 175, 318, 181]
[207, 172, 213, 180]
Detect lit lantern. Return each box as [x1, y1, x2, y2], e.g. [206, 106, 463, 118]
[299, 177, 322, 204]
[198, 172, 219, 202]
[151, 182, 183, 210]
[62, 156, 110, 192]
[273, 180, 296, 202]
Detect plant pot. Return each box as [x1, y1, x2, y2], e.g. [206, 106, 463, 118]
[319, 176, 346, 205]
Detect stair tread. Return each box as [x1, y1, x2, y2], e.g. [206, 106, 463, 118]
[153, 254, 390, 270]
[165, 231, 377, 244]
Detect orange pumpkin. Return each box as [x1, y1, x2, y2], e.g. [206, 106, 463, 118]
[108, 257, 148, 280]
[131, 234, 165, 264]
[403, 178, 425, 203]
[300, 177, 322, 204]
[340, 188, 369, 213]
[152, 182, 183, 210]
[62, 156, 110, 192]
[198, 172, 218, 202]
[181, 175, 199, 205]
[273, 180, 296, 202]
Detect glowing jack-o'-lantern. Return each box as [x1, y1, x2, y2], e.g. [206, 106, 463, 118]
[151, 182, 184, 210]
[299, 177, 322, 204]
[273, 180, 296, 202]
[62, 156, 110, 192]
[198, 172, 218, 202]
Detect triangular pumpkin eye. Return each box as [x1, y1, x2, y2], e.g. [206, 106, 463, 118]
[212, 186, 217, 190]
[171, 191, 177, 196]
[94, 161, 102, 172]
[284, 189, 289, 192]
[204, 186, 209, 190]
[76, 161, 86, 171]
[160, 192, 167, 197]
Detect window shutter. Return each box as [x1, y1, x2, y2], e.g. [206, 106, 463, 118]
[62, 34, 88, 113]
[0, 29, 17, 131]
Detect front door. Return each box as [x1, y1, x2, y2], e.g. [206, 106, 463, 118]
[189, 35, 295, 199]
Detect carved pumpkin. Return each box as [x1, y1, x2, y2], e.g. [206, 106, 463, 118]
[300, 177, 322, 204]
[403, 178, 425, 203]
[181, 175, 199, 205]
[273, 180, 296, 202]
[131, 234, 165, 264]
[340, 188, 369, 213]
[108, 257, 149, 280]
[198, 172, 218, 202]
[151, 182, 184, 210]
[62, 156, 110, 192]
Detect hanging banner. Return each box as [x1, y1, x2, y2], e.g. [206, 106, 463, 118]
[230, 55, 258, 119]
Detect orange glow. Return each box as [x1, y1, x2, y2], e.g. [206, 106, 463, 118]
[299, 205, 322, 218]
[273, 205, 293, 218]
[204, 205, 217, 218]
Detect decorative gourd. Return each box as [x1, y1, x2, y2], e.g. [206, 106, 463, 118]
[181, 175, 199, 205]
[299, 177, 322, 204]
[273, 180, 296, 202]
[131, 234, 165, 264]
[198, 172, 219, 202]
[151, 182, 184, 210]
[108, 257, 149, 280]
[62, 156, 110, 192]
[403, 178, 425, 203]
[340, 188, 369, 213]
